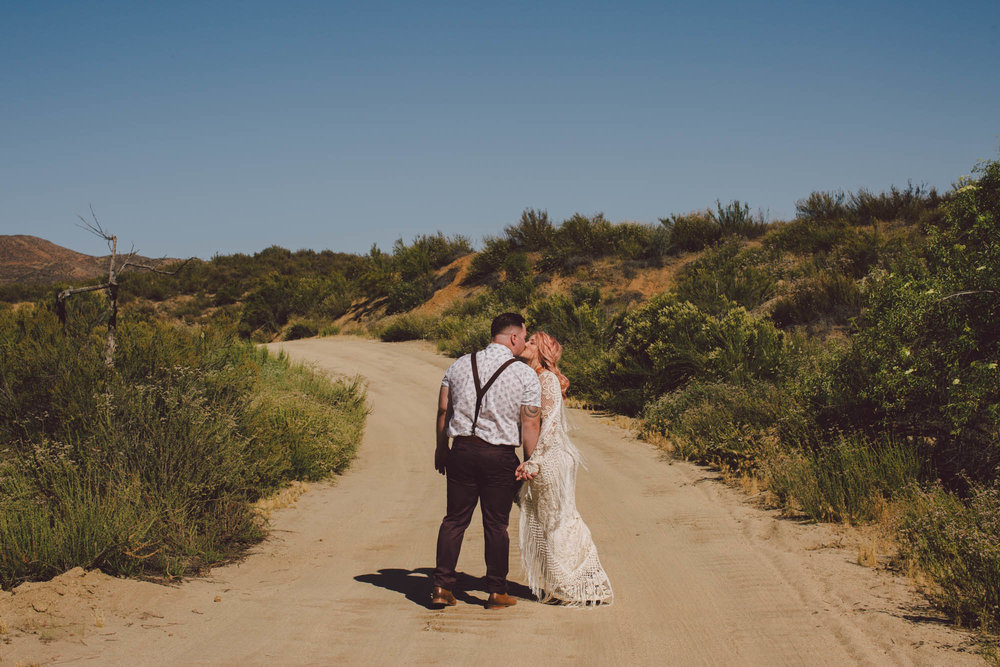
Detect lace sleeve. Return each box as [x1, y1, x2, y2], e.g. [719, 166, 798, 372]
[538, 371, 563, 441]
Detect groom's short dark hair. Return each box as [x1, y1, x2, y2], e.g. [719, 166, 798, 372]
[491, 312, 525, 338]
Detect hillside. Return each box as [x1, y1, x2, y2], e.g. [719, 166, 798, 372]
[0, 235, 177, 286]
[3, 159, 999, 642]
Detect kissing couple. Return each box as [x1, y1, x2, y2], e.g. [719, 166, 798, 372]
[431, 312, 613, 609]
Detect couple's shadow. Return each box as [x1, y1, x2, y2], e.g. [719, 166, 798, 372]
[354, 567, 534, 610]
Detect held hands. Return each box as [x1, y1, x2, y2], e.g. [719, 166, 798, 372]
[515, 460, 538, 481]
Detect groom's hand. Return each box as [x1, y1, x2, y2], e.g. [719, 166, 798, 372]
[435, 445, 449, 475]
[515, 461, 536, 481]
[435, 386, 452, 475]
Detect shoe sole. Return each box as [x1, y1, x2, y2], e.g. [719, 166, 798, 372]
[430, 599, 456, 608]
[486, 601, 517, 610]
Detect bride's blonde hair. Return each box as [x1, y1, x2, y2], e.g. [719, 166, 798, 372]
[533, 331, 570, 396]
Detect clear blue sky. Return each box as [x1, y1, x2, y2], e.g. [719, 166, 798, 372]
[2, 0, 998, 259]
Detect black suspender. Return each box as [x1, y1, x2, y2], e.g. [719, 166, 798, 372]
[470, 351, 520, 437]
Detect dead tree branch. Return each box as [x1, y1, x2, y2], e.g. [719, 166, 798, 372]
[120, 257, 193, 276]
[937, 290, 998, 302]
[57, 208, 191, 368]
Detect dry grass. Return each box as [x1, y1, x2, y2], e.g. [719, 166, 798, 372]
[541, 253, 699, 304]
[253, 481, 312, 516]
[857, 538, 879, 567]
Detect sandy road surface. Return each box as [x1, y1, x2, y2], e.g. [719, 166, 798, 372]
[1, 337, 982, 665]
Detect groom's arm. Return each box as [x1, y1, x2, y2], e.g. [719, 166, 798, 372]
[434, 385, 452, 475]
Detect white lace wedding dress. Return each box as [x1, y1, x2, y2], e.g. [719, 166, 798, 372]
[518, 370, 613, 606]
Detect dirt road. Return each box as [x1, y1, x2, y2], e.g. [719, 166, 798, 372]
[0, 337, 981, 665]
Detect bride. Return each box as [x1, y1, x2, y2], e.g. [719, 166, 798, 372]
[515, 332, 613, 606]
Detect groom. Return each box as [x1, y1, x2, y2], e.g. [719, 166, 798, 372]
[431, 312, 542, 609]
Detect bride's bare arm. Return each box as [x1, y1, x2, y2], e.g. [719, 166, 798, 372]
[515, 403, 541, 481]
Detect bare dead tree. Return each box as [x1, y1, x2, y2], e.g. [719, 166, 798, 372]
[56, 207, 192, 368]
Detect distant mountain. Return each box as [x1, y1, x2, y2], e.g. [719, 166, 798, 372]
[0, 235, 179, 286]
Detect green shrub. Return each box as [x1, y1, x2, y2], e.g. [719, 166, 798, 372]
[770, 271, 862, 328]
[795, 184, 941, 227]
[465, 236, 512, 284]
[899, 481, 1000, 632]
[213, 280, 244, 307]
[848, 183, 940, 226]
[674, 239, 778, 314]
[763, 218, 848, 255]
[386, 279, 429, 314]
[434, 314, 492, 357]
[586, 295, 786, 414]
[713, 200, 768, 238]
[496, 275, 536, 308]
[658, 202, 766, 253]
[659, 210, 721, 252]
[319, 290, 352, 319]
[356, 245, 395, 299]
[0, 307, 368, 588]
[762, 434, 922, 522]
[442, 291, 500, 319]
[285, 322, 318, 340]
[537, 213, 611, 273]
[828, 157, 1000, 488]
[494, 252, 536, 307]
[611, 222, 659, 260]
[238, 274, 295, 336]
[376, 313, 436, 342]
[378, 232, 473, 313]
[641, 380, 792, 469]
[639, 225, 673, 263]
[527, 291, 610, 346]
[558, 213, 616, 256]
[505, 208, 556, 251]
[0, 282, 67, 304]
[795, 191, 849, 222]
[318, 323, 342, 337]
[828, 225, 920, 279]
[238, 272, 353, 336]
[395, 232, 472, 271]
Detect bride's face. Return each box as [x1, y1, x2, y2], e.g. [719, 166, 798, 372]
[522, 335, 540, 365]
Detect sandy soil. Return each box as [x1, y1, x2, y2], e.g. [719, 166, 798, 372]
[0, 337, 983, 665]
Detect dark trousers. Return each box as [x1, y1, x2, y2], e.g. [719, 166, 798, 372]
[433, 436, 521, 594]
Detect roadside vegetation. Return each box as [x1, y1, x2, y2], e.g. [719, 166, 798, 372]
[370, 159, 1000, 638]
[0, 301, 367, 588]
[3, 154, 998, 638]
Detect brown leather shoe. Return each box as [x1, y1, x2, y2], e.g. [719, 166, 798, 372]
[486, 592, 517, 609]
[430, 586, 457, 607]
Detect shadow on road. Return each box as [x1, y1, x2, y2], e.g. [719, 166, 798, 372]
[355, 567, 534, 609]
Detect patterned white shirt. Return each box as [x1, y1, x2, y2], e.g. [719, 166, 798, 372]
[442, 343, 542, 446]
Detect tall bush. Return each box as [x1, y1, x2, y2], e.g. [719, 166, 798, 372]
[505, 208, 556, 251]
[829, 157, 1000, 487]
[591, 295, 786, 414]
[674, 239, 778, 315]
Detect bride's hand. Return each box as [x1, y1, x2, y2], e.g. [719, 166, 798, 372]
[515, 461, 538, 481]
